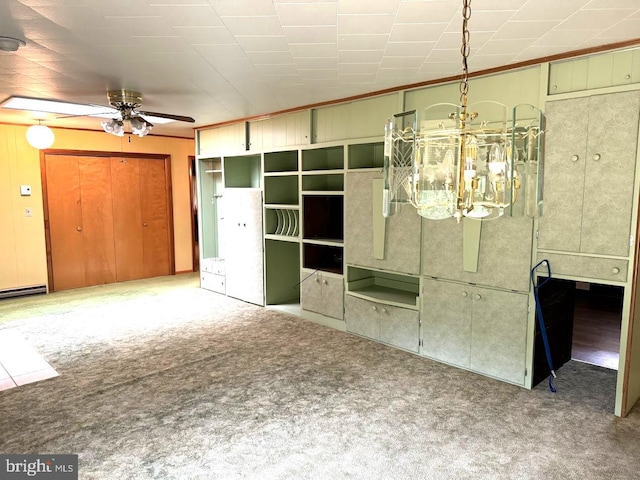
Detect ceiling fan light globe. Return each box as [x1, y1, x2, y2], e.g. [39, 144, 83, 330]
[26, 124, 54, 149]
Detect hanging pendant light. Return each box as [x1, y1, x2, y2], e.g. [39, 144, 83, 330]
[26, 120, 55, 149]
[383, 0, 545, 222]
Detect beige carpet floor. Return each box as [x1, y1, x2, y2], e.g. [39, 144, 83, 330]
[1, 273, 639, 480]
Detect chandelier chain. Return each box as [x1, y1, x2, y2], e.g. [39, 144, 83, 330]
[459, 0, 471, 110]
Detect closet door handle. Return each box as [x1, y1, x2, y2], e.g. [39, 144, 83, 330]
[612, 267, 620, 274]
[76, 226, 82, 232]
[372, 306, 377, 311]
[475, 294, 481, 300]
[461, 291, 468, 297]
[143, 222, 148, 227]
[592, 153, 601, 161]
[571, 155, 579, 162]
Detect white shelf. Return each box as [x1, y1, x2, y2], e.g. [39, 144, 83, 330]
[346, 288, 418, 310]
[346, 268, 420, 310]
[301, 169, 344, 175]
[205, 169, 223, 173]
[264, 204, 300, 210]
[264, 171, 299, 177]
[265, 234, 301, 243]
[301, 190, 344, 196]
[303, 238, 344, 247]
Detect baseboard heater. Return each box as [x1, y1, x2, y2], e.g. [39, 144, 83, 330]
[0, 284, 47, 300]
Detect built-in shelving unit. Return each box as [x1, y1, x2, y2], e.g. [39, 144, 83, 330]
[262, 150, 302, 305]
[224, 154, 261, 188]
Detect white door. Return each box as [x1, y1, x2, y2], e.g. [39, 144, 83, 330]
[224, 188, 264, 306]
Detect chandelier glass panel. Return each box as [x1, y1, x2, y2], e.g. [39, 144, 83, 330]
[383, 0, 544, 222]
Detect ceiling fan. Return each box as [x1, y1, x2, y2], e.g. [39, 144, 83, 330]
[0, 89, 196, 138]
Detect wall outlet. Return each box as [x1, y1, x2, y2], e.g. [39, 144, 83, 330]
[25, 208, 32, 217]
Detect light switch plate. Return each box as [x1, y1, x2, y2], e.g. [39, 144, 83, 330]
[20, 185, 31, 196]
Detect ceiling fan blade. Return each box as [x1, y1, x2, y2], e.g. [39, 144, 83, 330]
[137, 110, 195, 123]
[57, 111, 119, 120]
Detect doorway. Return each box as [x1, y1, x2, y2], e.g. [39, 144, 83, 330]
[189, 156, 199, 272]
[532, 278, 623, 411]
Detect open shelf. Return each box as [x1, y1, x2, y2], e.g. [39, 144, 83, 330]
[302, 173, 344, 192]
[265, 239, 300, 305]
[264, 175, 299, 205]
[265, 207, 300, 238]
[224, 154, 261, 188]
[346, 266, 419, 309]
[264, 150, 298, 173]
[302, 146, 344, 171]
[303, 195, 343, 242]
[303, 243, 343, 274]
[348, 142, 384, 169]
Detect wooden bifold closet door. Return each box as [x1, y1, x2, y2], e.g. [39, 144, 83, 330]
[44, 154, 173, 291]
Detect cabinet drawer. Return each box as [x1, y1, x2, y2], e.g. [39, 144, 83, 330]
[536, 253, 628, 282]
[201, 272, 226, 294]
[201, 258, 225, 275]
[345, 295, 419, 353]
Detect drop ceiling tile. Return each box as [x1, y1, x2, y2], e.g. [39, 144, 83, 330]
[290, 43, 338, 58]
[585, 0, 640, 7]
[380, 56, 425, 68]
[385, 42, 436, 57]
[246, 51, 295, 65]
[294, 57, 337, 69]
[472, 0, 527, 10]
[594, 16, 640, 40]
[283, 26, 337, 44]
[417, 62, 461, 75]
[427, 49, 462, 63]
[221, 16, 283, 36]
[171, 26, 236, 45]
[376, 67, 419, 79]
[445, 10, 515, 32]
[212, 0, 277, 16]
[389, 23, 448, 42]
[557, 9, 636, 30]
[339, 34, 389, 50]
[436, 31, 494, 50]
[469, 53, 520, 70]
[492, 20, 560, 40]
[476, 38, 535, 55]
[395, 1, 460, 23]
[533, 29, 600, 47]
[338, 0, 400, 15]
[151, 5, 224, 26]
[191, 44, 248, 64]
[255, 64, 298, 75]
[235, 36, 290, 52]
[338, 50, 384, 63]
[338, 63, 380, 74]
[338, 73, 377, 83]
[274, 2, 337, 26]
[338, 14, 395, 35]
[511, 0, 591, 22]
[298, 69, 338, 80]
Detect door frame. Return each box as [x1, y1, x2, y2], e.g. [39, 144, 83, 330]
[188, 156, 199, 272]
[41, 150, 175, 291]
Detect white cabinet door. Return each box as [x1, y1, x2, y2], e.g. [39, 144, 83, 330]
[224, 188, 264, 306]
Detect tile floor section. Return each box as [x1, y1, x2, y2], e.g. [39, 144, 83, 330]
[0, 330, 58, 392]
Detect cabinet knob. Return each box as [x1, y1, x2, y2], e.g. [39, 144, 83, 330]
[612, 267, 620, 275]
[592, 153, 601, 161]
[381, 308, 387, 314]
[76, 226, 82, 232]
[323, 279, 328, 285]
[570, 155, 579, 162]
[461, 291, 468, 297]
[314, 277, 319, 283]
[475, 294, 481, 300]
[372, 306, 377, 311]
[143, 222, 148, 227]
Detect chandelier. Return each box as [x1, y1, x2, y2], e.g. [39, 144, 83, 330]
[383, 0, 544, 222]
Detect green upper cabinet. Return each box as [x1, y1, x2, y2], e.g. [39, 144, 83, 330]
[538, 91, 640, 257]
[312, 93, 400, 143]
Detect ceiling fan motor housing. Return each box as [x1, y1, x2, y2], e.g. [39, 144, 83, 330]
[107, 89, 143, 110]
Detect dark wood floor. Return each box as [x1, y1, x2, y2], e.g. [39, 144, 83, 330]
[572, 287, 622, 370]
